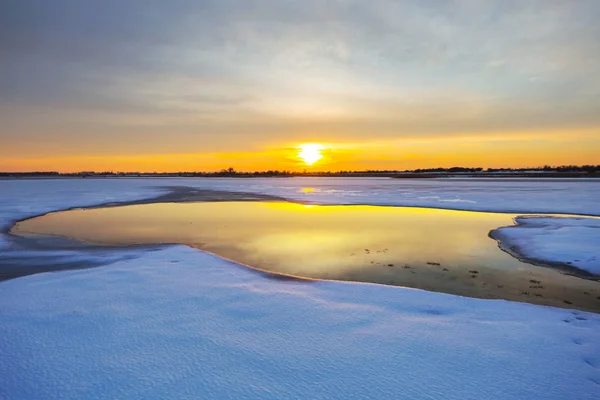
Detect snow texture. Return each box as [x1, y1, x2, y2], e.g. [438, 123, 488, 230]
[0, 179, 167, 277]
[1, 178, 600, 398]
[2, 246, 600, 400]
[493, 216, 600, 275]
[3, 177, 600, 223]
[207, 177, 600, 216]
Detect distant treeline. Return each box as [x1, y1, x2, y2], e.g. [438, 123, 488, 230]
[0, 171, 61, 177]
[406, 165, 600, 173]
[1, 165, 599, 178]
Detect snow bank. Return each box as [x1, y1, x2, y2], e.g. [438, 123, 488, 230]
[0, 179, 167, 278]
[1, 246, 599, 400]
[492, 216, 600, 275]
[0, 179, 166, 229]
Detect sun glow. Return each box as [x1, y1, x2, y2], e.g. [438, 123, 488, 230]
[298, 144, 324, 165]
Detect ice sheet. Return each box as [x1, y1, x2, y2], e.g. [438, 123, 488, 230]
[492, 216, 600, 275]
[171, 177, 600, 215]
[4, 177, 600, 224]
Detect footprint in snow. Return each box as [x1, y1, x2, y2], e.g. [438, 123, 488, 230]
[583, 357, 599, 369]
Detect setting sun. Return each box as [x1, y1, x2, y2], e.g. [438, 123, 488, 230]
[298, 144, 325, 166]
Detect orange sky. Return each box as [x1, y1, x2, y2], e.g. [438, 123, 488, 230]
[2, 131, 599, 173]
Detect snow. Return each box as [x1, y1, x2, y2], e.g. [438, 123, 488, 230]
[2, 246, 600, 400]
[0, 179, 167, 277]
[2, 177, 599, 276]
[0, 179, 165, 225]
[3, 177, 600, 223]
[492, 216, 600, 275]
[1, 178, 600, 399]
[173, 177, 600, 215]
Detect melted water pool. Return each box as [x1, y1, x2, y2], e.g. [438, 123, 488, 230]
[12, 202, 600, 311]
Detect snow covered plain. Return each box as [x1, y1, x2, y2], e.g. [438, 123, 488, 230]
[201, 177, 600, 216]
[492, 216, 600, 275]
[3, 247, 600, 400]
[1, 178, 600, 399]
[3, 177, 600, 219]
[0, 179, 167, 279]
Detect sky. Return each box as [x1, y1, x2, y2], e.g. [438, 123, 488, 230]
[1, 0, 599, 172]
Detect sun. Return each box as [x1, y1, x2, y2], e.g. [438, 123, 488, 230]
[298, 143, 324, 165]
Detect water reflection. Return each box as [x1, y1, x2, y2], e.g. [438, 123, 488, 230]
[12, 202, 600, 311]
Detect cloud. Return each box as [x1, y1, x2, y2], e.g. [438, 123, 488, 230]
[1, 0, 599, 160]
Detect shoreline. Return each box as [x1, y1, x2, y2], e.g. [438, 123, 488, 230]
[0, 188, 297, 281]
[489, 217, 600, 279]
[9, 194, 600, 313]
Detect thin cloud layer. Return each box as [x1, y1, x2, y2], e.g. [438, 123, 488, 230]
[1, 0, 599, 169]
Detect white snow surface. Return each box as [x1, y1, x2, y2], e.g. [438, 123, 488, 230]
[186, 176, 600, 215]
[2, 247, 600, 400]
[493, 216, 600, 275]
[3, 177, 600, 222]
[1, 178, 600, 399]
[0, 179, 168, 276]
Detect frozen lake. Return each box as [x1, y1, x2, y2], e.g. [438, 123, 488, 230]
[11, 200, 600, 311]
[1, 178, 600, 400]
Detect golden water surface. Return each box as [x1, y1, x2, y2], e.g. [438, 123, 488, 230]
[12, 202, 600, 311]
